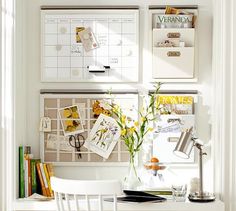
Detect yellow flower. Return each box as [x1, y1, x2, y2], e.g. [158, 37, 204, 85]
[65, 120, 73, 126]
[148, 128, 154, 132]
[94, 107, 103, 115]
[141, 117, 146, 122]
[63, 109, 72, 118]
[66, 126, 73, 132]
[71, 111, 79, 118]
[71, 106, 77, 112]
[112, 105, 120, 113]
[121, 129, 127, 136]
[134, 121, 139, 127]
[66, 126, 76, 132]
[121, 115, 126, 123]
[129, 127, 136, 134]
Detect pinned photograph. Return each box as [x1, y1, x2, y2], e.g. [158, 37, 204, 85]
[76, 27, 85, 43]
[78, 27, 99, 52]
[92, 100, 111, 118]
[58, 105, 84, 136]
[84, 114, 120, 159]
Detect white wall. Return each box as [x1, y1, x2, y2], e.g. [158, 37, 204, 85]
[15, 0, 213, 198]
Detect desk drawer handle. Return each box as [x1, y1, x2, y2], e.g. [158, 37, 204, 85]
[167, 51, 181, 57]
[167, 32, 180, 38]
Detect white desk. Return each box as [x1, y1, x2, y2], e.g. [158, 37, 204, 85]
[13, 199, 224, 211]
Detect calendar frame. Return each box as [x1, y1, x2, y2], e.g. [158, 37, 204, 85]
[41, 7, 140, 83]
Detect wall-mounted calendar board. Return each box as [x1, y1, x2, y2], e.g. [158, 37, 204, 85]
[41, 7, 139, 82]
[40, 90, 138, 165]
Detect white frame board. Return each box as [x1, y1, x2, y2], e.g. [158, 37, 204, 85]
[41, 9, 139, 82]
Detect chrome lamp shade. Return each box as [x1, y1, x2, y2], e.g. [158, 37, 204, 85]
[173, 130, 194, 159]
[173, 127, 215, 202]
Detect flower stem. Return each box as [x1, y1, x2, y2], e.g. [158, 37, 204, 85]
[129, 154, 139, 180]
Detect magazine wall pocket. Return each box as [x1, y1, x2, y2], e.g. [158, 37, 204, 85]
[153, 47, 194, 78]
[152, 94, 196, 164]
[150, 6, 198, 81]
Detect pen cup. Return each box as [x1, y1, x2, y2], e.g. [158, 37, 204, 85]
[171, 184, 187, 202]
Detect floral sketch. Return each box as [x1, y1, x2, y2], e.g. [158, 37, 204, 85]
[84, 114, 120, 159]
[58, 105, 84, 136]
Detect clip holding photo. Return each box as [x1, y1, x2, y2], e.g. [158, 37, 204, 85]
[77, 27, 99, 52]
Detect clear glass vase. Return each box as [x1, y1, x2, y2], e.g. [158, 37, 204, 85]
[123, 157, 142, 190]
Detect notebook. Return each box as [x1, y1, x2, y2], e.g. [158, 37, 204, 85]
[104, 190, 166, 203]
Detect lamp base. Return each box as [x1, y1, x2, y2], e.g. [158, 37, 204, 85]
[188, 192, 216, 202]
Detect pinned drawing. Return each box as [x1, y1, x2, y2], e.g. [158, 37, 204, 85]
[58, 105, 84, 136]
[84, 114, 120, 159]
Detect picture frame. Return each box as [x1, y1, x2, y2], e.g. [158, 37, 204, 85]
[84, 114, 120, 159]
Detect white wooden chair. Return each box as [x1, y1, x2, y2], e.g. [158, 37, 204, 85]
[51, 176, 122, 211]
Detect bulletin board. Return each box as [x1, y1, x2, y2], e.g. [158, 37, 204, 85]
[40, 90, 138, 165]
[41, 7, 139, 82]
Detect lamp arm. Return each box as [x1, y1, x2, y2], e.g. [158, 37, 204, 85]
[194, 142, 207, 197]
[199, 146, 204, 197]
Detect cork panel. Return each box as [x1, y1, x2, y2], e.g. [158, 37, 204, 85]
[90, 153, 103, 162]
[59, 153, 72, 162]
[74, 153, 88, 162]
[120, 152, 130, 162]
[121, 141, 128, 151]
[51, 120, 57, 130]
[60, 99, 73, 108]
[44, 152, 57, 162]
[105, 152, 118, 162]
[113, 142, 119, 151]
[46, 109, 57, 119]
[44, 99, 57, 108]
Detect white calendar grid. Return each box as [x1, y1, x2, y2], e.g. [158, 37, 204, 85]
[41, 10, 139, 82]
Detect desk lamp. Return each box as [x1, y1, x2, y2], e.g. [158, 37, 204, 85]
[173, 127, 215, 202]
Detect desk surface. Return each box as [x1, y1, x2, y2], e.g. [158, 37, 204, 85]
[13, 198, 224, 211]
